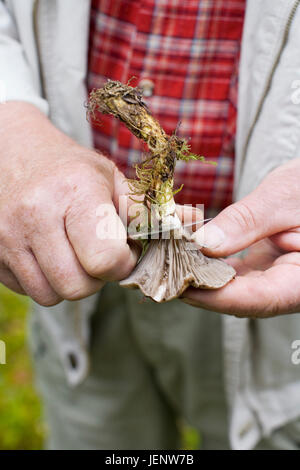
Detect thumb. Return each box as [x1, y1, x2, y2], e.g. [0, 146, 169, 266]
[192, 180, 296, 257]
[65, 172, 139, 282]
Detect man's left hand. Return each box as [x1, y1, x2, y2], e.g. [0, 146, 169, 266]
[182, 159, 300, 318]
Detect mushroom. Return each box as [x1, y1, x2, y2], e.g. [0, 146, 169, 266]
[87, 80, 236, 302]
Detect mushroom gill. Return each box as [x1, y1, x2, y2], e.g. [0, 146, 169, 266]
[120, 234, 236, 302]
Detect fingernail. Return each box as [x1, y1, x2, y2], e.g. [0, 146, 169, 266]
[192, 224, 225, 250]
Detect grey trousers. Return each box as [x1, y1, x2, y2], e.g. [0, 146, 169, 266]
[28, 283, 300, 450]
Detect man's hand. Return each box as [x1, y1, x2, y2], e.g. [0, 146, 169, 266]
[182, 159, 300, 318]
[0, 102, 139, 305]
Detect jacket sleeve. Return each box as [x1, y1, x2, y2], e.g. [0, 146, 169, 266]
[0, 1, 49, 114]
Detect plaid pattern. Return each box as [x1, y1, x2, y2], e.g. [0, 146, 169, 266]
[88, 0, 245, 213]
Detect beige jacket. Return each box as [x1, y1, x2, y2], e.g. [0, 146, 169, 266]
[1, 0, 300, 449]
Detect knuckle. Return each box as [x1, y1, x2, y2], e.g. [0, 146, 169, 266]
[226, 202, 256, 232]
[58, 284, 87, 301]
[19, 189, 46, 214]
[35, 292, 62, 307]
[0, 222, 14, 248]
[4, 247, 29, 267]
[66, 163, 93, 185]
[84, 245, 127, 279]
[16, 174, 80, 219]
[83, 256, 103, 278]
[16, 191, 51, 230]
[43, 264, 94, 301]
[67, 161, 109, 189]
[84, 253, 115, 278]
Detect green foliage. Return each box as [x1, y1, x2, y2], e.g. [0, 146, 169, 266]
[127, 139, 216, 209]
[0, 285, 45, 450]
[181, 425, 202, 450]
[175, 139, 217, 165]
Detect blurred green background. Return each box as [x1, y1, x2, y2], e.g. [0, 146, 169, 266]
[0, 285, 45, 450]
[0, 284, 200, 450]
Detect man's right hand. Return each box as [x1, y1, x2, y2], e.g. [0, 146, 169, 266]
[0, 101, 139, 305]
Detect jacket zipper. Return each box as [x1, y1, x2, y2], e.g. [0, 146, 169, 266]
[240, 0, 300, 176]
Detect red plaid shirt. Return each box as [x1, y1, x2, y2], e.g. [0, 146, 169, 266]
[88, 0, 245, 214]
